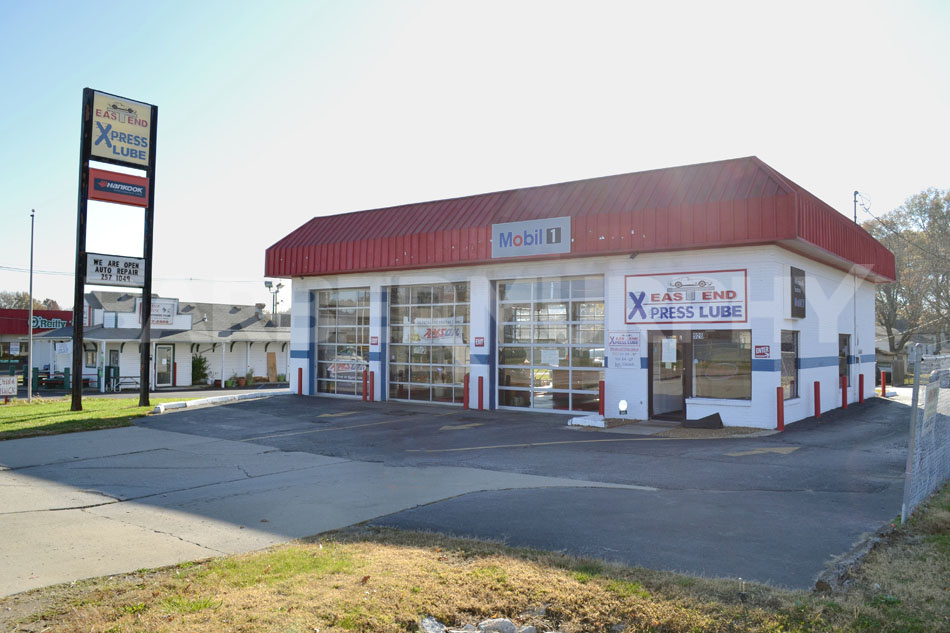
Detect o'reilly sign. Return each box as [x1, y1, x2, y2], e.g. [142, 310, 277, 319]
[491, 216, 571, 259]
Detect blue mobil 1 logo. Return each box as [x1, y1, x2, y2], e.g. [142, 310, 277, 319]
[624, 269, 748, 324]
[94, 177, 146, 199]
[491, 216, 571, 259]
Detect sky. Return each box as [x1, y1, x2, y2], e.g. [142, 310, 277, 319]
[1, 0, 947, 311]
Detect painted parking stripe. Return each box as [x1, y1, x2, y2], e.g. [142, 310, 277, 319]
[725, 447, 799, 457]
[405, 436, 712, 453]
[243, 411, 457, 442]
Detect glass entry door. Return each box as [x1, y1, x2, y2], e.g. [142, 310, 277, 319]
[648, 331, 689, 420]
[155, 345, 173, 387]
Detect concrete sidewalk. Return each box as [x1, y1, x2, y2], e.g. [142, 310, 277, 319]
[0, 426, 646, 597]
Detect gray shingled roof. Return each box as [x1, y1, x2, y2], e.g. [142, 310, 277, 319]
[61, 292, 290, 343]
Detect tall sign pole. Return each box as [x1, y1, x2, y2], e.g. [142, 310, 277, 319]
[28, 209, 35, 404]
[139, 106, 158, 407]
[71, 90, 94, 411]
[72, 88, 158, 411]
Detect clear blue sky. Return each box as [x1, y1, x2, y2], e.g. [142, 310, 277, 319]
[1, 0, 947, 310]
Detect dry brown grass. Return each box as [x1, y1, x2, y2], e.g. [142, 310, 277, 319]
[2, 486, 949, 633]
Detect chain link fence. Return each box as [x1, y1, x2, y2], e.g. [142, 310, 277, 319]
[901, 348, 950, 523]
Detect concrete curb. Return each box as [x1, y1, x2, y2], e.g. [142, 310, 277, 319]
[152, 389, 290, 414]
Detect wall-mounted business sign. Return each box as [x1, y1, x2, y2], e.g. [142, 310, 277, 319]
[88, 168, 149, 207]
[31, 315, 70, 330]
[86, 253, 145, 288]
[790, 266, 806, 319]
[625, 269, 748, 325]
[91, 91, 153, 168]
[491, 216, 571, 259]
[137, 298, 176, 325]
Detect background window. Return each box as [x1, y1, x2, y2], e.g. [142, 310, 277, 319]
[692, 330, 751, 400]
[781, 330, 799, 400]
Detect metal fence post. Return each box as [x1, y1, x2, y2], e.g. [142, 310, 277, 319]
[901, 344, 923, 524]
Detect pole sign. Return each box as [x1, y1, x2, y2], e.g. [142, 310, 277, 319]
[73, 87, 158, 412]
[91, 91, 153, 168]
[85, 253, 146, 288]
[88, 168, 149, 207]
[492, 216, 571, 259]
[624, 269, 748, 325]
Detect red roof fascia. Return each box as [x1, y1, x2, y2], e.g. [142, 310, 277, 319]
[0, 309, 74, 336]
[265, 156, 895, 282]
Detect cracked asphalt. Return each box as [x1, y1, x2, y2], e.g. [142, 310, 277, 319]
[0, 391, 912, 594]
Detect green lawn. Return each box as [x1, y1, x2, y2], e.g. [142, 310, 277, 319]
[0, 396, 192, 440]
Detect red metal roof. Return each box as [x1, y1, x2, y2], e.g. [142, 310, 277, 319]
[265, 156, 895, 282]
[0, 309, 73, 336]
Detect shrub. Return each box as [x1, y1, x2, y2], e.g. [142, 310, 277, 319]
[192, 354, 210, 384]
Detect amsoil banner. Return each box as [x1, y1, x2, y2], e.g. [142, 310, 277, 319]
[625, 269, 748, 325]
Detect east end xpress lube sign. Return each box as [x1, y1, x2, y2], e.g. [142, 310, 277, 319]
[625, 269, 748, 325]
[492, 217, 571, 259]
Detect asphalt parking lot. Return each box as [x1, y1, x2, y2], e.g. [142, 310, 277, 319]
[135, 392, 911, 588]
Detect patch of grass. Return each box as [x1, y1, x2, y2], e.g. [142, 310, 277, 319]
[0, 396, 194, 440]
[161, 595, 221, 613]
[1, 484, 948, 633]
[206, 542, 354, 587]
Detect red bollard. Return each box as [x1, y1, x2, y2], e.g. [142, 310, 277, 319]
[776, 386, 784, 431]
[814, 381, 821, 419]
[881, 371, 887, 398]
[478, 376, 484, 410]
[370, 371, 375, 402]
[173, 362, 177, 387]
[463, 374, 470, 409]
[362, 370, 368, 401]
[859, 374, 865, 403]
[598, 380, 605, 416]
[841, 375, 847, 409]
[297, 367, 303, 395]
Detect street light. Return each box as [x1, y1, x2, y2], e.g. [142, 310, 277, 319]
[264, 280, 284, 318]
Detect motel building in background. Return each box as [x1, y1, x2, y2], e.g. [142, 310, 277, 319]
[265, 157, 895, 428]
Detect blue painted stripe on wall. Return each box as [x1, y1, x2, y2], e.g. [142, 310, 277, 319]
[798, 356, 838, 369]
[860, 353, 876, 363]
[290, 350, 309, 358]
[472, 353, 490, 365]
[751, 358, 782, 372]
[369, 351, 381, 362]
[641, 357, 649, 369]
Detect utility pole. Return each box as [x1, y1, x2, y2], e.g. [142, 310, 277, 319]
[28, 209, 35, 403]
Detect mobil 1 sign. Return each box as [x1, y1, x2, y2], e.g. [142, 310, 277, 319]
[86, 253, 145, 288]
[625, 269, 748, 325]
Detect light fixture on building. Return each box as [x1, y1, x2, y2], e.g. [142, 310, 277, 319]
[619, 399, 628, 415]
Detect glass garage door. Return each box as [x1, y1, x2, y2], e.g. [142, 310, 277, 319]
[389, 282, 470, 404]
[497, 275, 605, 412]
[316, 288, 370, 396]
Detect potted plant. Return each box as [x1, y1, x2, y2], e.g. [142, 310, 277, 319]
[227, 373, 239, 388]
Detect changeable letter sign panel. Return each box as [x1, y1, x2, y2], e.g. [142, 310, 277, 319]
[85, 253, 146, 288]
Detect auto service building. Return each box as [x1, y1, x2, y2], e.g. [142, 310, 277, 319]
[266, 157, 895, 428]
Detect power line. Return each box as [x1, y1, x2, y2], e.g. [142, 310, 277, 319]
[0, 264, 270, 284]
[863, 207, 950, 265]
